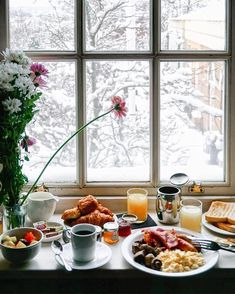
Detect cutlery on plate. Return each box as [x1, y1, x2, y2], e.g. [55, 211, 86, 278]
[51, 240, 72, 271]
[191, 239, 235, 253]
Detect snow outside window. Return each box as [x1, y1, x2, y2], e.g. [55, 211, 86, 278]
[2, 0, 235, 195]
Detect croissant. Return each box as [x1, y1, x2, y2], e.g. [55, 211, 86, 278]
[78, 195, 99, 215]
[97, 203, 113, 216]
[61, 207, 81, 221]
[71, 210, 114, 227]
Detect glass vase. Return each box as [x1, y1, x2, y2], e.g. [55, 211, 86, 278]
[3, 203, 27, 231]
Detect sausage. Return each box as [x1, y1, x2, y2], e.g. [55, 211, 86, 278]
[177, 237, 198, 252]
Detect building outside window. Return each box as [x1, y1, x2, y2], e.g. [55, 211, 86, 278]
[0, 0, 234, 196]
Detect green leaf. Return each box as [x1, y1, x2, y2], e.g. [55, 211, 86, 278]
[24, 155, 29, 161]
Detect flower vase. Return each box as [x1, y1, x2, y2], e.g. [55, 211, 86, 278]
[3, 203, 27, 230]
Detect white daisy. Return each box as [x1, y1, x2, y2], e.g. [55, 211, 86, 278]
[2, 97, 22, 114]
[0, 62, 31, 92]
[1, 48, 31, 68]
[14, 76, 35, 96]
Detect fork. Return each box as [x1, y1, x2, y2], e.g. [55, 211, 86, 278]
[191, 239, 235, 253]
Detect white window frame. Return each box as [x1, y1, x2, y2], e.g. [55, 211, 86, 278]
[0, 0, 235, 196]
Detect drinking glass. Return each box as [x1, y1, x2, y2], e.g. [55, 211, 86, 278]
[180, 198, 202, 232]
[127, 188, 148, 223]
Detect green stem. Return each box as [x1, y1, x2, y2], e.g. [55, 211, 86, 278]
[20, 108, 113, 205]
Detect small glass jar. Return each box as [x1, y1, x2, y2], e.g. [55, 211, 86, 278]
[118, 213, 137, 237]
[103, 222, 119, 244]
[118, 219, 131, 237]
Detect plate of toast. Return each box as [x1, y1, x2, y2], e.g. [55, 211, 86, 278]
[202, 201, 235, 236]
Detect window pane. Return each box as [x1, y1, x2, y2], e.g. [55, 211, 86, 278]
[160, 61, 225, 182]
[161, 0, 226, 51]
[23, 62, 76, 183]
[85, 60, 150, 182]
[85, 0, 150, 52]
[9, 0, 75, 51]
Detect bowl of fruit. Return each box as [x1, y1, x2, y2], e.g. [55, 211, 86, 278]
[0, 227, 43, 263]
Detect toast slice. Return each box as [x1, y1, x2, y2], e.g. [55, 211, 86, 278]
[227, 204, 235, 225]
[205, 201, 235, 224]
[215, 237, 235, 245]
[214, 222, 235, 233]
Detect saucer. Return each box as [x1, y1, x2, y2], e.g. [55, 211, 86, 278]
[55, 242, 112, 270]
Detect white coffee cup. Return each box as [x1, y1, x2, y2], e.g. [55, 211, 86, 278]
[71, 223, 97, 262]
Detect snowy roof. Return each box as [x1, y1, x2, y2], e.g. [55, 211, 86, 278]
[171, 1, 225, 22]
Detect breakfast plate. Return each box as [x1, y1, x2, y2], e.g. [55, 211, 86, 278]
[55, 242, 112, 270]
[42, 232, 63, 243]
[202, 213, 235, 236]
[121, 226, 219, 277]
[33, 221, 64, 243]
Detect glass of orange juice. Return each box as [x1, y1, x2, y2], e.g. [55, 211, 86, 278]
[180, 198, 202, 232]
[127, 188, 148, 223]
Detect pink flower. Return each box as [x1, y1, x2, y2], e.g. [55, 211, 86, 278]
[33, 76, 47, 88]
[26, 137, 37, 146]
[30, 63, 49, 77]
[111, 96, 128, 118]
[20, 136, 36, 152]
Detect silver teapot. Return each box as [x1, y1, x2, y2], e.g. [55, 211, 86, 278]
[156, 173, 188, 225]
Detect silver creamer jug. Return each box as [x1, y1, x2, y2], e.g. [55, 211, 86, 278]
[156, 186, 181, 224]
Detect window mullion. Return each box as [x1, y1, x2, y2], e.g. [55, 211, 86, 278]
[77, 0, 85, 187]
[0, 0, 8, 51]
[77, 58, 85, 188]
[152, 58, 159, 187]
[76, 0, 82, 55]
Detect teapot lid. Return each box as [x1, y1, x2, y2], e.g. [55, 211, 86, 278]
[170, 173, 189, 187]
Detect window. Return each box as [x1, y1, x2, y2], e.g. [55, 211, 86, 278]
[0, 0, 234, 196]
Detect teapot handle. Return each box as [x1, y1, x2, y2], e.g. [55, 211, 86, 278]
[156, 195, 163, 221]
[53, 196, 59, 202]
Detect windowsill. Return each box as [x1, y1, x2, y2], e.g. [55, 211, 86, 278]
[1, 206, 235, 271]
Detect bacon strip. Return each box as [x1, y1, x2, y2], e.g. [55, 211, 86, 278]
[143, 228, 198, 252]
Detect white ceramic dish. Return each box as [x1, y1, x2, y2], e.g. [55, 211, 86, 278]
[121, 226, 219, 277]
[42, 233, 62, 243]
[41, 222, 63, 243]
[202, 213, 235, 236]
[55, 242, 112, 270]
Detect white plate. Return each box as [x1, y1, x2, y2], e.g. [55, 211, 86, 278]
[55, 242, 112, 270]
[43, 233, 62, 243]
[41, 222, 63, 243]
[121, 226, 219, 277]
[202, 213, 235, 236]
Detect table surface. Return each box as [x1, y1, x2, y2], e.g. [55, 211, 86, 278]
[0, 211, 234, 272]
